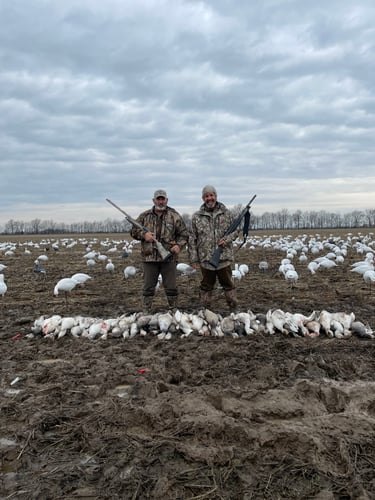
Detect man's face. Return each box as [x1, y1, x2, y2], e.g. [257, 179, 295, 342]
[203, 192, 217, 209]
[153, 196, 168, 211]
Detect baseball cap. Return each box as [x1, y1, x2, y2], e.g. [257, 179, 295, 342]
[153, 189, 167, 198]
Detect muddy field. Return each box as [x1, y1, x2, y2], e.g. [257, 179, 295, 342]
[1, 229, 375, 499]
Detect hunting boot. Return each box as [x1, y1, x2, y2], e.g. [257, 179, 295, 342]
[143, 296, 153, 313]
[167, 295, 178, 312]
[224, 289, 238, 313]
[200, 290, 213, 309]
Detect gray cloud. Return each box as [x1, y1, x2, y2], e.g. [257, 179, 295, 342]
[0, 0, 374, 225]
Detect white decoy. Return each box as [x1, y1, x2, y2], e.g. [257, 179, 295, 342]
[34, 260, 46, 276]
[0, 274, 8, 298]
[176, 263, 196, 276]
[71, 273, 92, 285]
[298, 253, 308, 264]
[363, 269, 375, 290]
[285, 269, 298, 287]
[258, 261, 269, 272]
[83, 251, 97, 259]
[307, 261, 320, 274]
[0, 264, 7, 271]
[350, 261, 374, 276]
[232, 265, 243, 281]
[86, 259, 96, 267]
[53, 278, 78, 302]
[316, 258, 337, 270]
[124, 266, 139, 279]
[105, 259, 115, 272]
[279, 262, 295, 275]
[238, 263, 249, 275]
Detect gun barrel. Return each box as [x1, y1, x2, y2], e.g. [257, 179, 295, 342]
[106, 198, 172, 261]
[208, 194, 257, 268]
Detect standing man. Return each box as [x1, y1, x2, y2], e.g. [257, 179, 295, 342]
[130, 189, 188, 311]
[189, 185, 238, 312]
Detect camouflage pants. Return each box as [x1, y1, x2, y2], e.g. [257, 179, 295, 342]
[199, 264, 235, 292]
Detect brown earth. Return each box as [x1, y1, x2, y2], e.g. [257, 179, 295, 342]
[1, 230, 375, 500]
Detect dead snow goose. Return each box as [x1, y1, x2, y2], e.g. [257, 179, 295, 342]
[157, 312, 175, 340]
[351, 321, 374, 339]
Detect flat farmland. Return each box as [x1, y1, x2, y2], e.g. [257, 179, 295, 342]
[1, 228, 375, 499]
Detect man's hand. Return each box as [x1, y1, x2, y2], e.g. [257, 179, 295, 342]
[218, 238, 227, 247]
[144, 231, 155, 243]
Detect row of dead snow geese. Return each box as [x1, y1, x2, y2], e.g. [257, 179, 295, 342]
[27, 308, 373, 341]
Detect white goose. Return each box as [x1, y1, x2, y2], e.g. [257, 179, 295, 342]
[0, 274, 7, 298]
[105, 259, 115, 272]
[53, 278, 78, 302]
[71, 273, 92, 285]
[124, 266, 139, 279]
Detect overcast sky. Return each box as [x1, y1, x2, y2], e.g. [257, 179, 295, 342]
[1, 0, 374, 226]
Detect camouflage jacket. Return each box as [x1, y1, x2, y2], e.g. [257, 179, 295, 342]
[189, 202, 237, 270]
[130, 206, 188, 262]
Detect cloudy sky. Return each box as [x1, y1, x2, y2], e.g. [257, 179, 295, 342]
[1, 0, 374, 226]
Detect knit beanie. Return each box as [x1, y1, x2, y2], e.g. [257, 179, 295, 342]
[202, 185, 217, 197]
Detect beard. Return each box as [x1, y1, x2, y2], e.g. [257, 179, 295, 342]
[154, 204, 167, 211]
[205, 200, 216, 210]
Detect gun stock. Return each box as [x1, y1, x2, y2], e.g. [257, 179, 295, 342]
[106, 198, 172, 261]
[209, 247, 223, 268]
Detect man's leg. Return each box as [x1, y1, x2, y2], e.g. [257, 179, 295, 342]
[161, 261, 178, 309]
[142, 262, 160, 311]
[217, 265, 238, 312]
[199, 267, 217, 308]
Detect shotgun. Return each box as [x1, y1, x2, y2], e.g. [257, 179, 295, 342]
[209, 194, 257, 268]
[106, 198, 172, 261]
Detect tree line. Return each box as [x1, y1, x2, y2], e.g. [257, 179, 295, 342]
[1, 207, 375, 235]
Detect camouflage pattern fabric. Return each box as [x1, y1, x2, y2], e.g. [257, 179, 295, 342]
[189, 202, 237, 270]
[130, 207, 188, 262]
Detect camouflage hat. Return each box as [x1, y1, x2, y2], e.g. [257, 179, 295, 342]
[153, 189, 167, 198]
